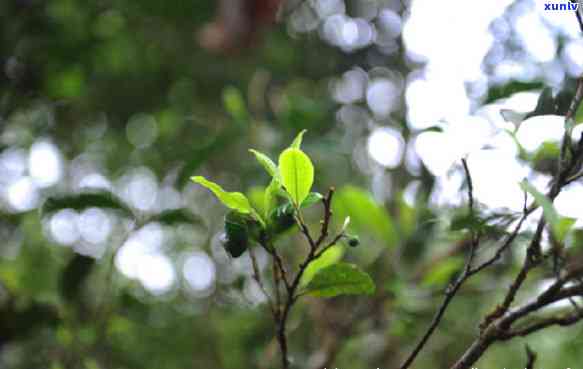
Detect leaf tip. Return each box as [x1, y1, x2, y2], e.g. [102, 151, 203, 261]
[291, 129, 308, 149]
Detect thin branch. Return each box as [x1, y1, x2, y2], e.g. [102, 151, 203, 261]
[272, 257, 282, 317]
[398, 275, 467, 369]
[450, 16, 583, 369]
[313, 232, 346, 260]
[273, 188, 336, 369]
[470, 206, 528, 276]
[524, 345, 537, 369]
[565, 171, 583, 185]
[501, 310, 583, 339]
[398, 159, 480, 369]
[461, 158, 474, 216]
[566, 76, 583, 121]
[451, 263, 583, 369]
[296, 214, 317, 250]
[480, 256, 534, 330]
[315, 187, 335, 246]
[451, 280, 583, 369]
[248, 245, 276, 317]
[273, 249, 291, 291]
[480, 75, 583, 331]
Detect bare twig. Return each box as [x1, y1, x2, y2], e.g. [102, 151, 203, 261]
[461, 158, 474, 216]
[451, 277, 583, 369]
[450, 73, 583, 369]
[470, 201, 528, 276]
[273, 188, 339, 369]
[398, 159, 480, 369]
[248, 245, 276, 317]
[565, 171, 583, 185]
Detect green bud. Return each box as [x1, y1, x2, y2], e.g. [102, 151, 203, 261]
[222, 211, 250, 258]
[269, 202, 296, 235]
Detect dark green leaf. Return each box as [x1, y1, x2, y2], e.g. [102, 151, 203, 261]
[223, 211, 250, 258]
[450, 214, 482, 232]
[149, 208, 202, 226]
[268, 202, 296, 236]
[485, 80, 544, 104]
[41, 191, 133, 218]
[59, 254, 95, 303]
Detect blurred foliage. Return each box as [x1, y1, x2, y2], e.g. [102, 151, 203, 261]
[2, 1, 583, 369]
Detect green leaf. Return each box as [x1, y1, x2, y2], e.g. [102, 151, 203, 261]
[249, 149, 278, 178]
[300, 245, 344, 286]
[304, 263, 375, 298]
[264, 179, 280, 218]
[521, 179, 557, 225]
[333, 186, 398, 247]
[485, 80, 544, 104]
[247, 186, 266, 215]
[301, 192, 323, 208]
[149, 208, 202, 226]
[290, 129, 307, 149]
[556, 217, 577, 243]
[278, 148, 314, 206]
[520, 180, 573, 242]
[191, 176, 253, 214]
[41, 191, 133, 218]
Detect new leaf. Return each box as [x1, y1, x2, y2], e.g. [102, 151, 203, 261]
[249, 149, 279, 178]
[279, 148, 314, 207]
[191, 176, 253, 214]
[290, 129, 307, 149]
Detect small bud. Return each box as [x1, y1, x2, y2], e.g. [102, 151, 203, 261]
[347, 235, 360, 247]
[223, 211, 250, 258]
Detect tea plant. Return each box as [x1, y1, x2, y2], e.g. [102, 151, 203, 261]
[191, 131, 374, 368]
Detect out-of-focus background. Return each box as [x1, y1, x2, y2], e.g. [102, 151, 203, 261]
[2, 0, 583, 368]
